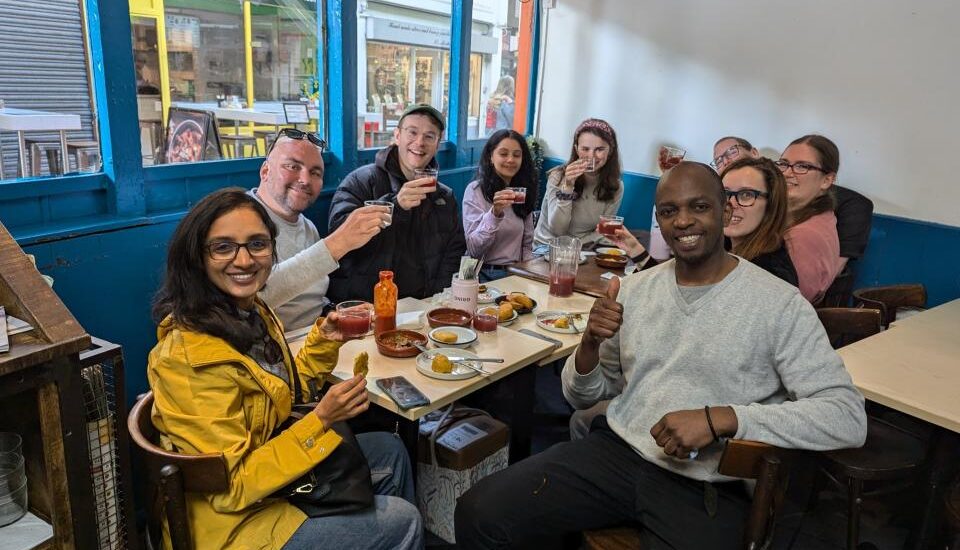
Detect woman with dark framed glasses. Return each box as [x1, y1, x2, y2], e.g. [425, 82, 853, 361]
[721, 157, 798, 287]
[148, 188, 422, 550]
[776, 134, 844, 303]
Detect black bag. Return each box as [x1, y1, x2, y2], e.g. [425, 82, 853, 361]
[271, 337, 374, 517]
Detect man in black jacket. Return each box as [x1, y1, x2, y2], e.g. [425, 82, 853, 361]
[327, 104, 466, 302]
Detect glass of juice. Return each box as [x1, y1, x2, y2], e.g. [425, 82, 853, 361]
[507, 187, 527, 204]
[336, 300, 373, 338]
[658, 146, 686, 171]
[548, 236, 581, 298]
[473, 307, 499, 333]
[413, 167, 439, 192]
[598, 215, 624, 237]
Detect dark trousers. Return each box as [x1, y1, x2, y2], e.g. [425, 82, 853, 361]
[455, 417, 749, 549]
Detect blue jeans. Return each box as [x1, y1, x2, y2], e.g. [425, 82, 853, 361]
[479, 266, 509, 283]
[282, 432, 423, 550]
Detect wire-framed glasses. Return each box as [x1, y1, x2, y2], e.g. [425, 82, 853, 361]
[710, 144, 743, 168]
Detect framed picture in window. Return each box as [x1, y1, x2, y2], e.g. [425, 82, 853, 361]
[283, 101, 311, 125]
[164, 108, 222, 163]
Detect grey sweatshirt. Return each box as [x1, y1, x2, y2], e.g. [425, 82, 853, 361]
[533, 168, 623, 247]
[562, 258, 867, 482]
[250, 188, 338, 332]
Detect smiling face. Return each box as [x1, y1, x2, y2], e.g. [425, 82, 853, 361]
[204, 206, 273, 310]
[258, 138, 324, 222]
[491, 137, 523, 183]
[576, 131, 611, 172]
[713, 138, 757, 174]
[722, 166, 768, 243]
[393, 113, 442, 176]
[655, 164, 732, 268]
[780, 143, 835, 213]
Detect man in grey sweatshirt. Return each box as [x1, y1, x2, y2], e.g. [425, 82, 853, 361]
[251, 132, 390, 331]
[455, 162, 867, 549]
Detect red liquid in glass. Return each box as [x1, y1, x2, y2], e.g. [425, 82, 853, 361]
[512, 192, 527, 204]
[375, 315, 396, 335]
[659, 157, 682, 171]
[598, 220, 623, 236]
[550, 273, 576, 297]
[473, 313, 498, 332]
[340, 314, 370, 338]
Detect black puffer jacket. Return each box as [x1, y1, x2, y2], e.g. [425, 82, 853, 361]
[327, 145, 466, 302]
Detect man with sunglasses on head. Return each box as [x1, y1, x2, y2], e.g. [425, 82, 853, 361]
[250, 129, 390, 331]
[327, 104, 466, 302]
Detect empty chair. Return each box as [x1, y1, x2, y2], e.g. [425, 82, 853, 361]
[583, 440, 791, 550]
[128, 392, 228, 550]
[853, 284, 926, 328]
[219, 133, 260, 158]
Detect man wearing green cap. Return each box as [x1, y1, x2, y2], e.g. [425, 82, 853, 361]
[328, 104, 466, 302]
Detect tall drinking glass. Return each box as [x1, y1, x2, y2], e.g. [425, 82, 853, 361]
[549, 236, 581, 297]
[336, 301, 373, 338]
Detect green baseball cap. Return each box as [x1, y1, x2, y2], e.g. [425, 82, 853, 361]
[399, 103, 445, 133]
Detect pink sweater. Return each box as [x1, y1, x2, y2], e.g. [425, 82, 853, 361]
[784, 211, 844, 303]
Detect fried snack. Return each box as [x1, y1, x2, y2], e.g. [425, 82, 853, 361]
[507, 292, 534, 310]
[353, 351, 369, 377]
[498, 301, 515, 321]
[431, 353, 453, 374]
[433, 330, 459, 344]
[554, 316, 570, 329]
[478, 284, 488, 293]
[606, 249, 624, 256]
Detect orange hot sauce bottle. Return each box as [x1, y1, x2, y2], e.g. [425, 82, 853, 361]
[374, 270, 398, 335]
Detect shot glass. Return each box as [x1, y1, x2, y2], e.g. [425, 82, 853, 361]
[598, 215, 624, 237]
[659, 146, 686, 171]
[364, 200, 395, 228]
[580, 157, 596, 173]
[507, 187, 527, 204]
[413, 167, 439, 191]
[336, 300, 373, 339]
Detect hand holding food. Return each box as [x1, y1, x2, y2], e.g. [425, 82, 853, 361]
[353, 351, 369, 378]
[313, 373, 368, 426]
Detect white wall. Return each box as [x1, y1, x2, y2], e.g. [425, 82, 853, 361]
[534, 0, 960, 226]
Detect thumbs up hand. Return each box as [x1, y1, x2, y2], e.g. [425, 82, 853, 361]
[582, 277, 623, 349]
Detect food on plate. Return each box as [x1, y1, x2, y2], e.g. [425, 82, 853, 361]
[605, 249, 624, 256]
[431, 353, 453, 374]
[432, 330, 459, 344]
[554, 316, 570, 329]
[353, 351, 369, 378]
[498, 301, 515, 321]
[507, 292, 534, 310]
[478, 284, 488, 293]
[381, 332, 414, 348]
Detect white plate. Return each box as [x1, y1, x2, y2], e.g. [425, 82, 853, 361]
[596, 247, 627, 256]
[477, 286, 504, 304]
[536, 311, 588, 334]
[416, 348, 481, 380]
[427, 326, 477, 349]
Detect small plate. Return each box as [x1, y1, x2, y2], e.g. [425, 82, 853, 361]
[477, 286, 504, 304]
[536, 311, 588, 334]
[494, 295, 538, 315]
[595, 254, 628, 270]
[427, 326, 477, 349]
[596, 247, 627, 256]
[416, 348, 481, 380]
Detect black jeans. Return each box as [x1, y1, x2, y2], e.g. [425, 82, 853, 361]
[455, 417, 749, 549]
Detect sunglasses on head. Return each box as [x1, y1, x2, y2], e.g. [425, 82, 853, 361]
[268, 128, 326, 154]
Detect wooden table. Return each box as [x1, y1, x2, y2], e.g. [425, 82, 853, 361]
[837, 304, 960, 548]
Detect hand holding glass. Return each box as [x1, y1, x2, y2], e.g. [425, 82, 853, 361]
[413, 168, 438, 191]
[364, 200, 394, 227]
[336, 301, 373, 338]
[659, 146, 685, 171]
[507, 187, 527, 204]
[598, 215, 625, 237]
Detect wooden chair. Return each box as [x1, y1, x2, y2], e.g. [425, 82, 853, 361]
[583, 440, 790, 550]
[814, 307, 928, 550]
[853, 284, 927, 329]
[128, 392, 228, 550]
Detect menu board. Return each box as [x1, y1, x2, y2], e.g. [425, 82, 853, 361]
[164, 108, 222, 164]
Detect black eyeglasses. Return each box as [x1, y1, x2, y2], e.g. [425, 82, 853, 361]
[206, 239, 274, 261]
[725, 189, 769, 207]
[774, 160, 826, 175]
[267, 128, 326, 154]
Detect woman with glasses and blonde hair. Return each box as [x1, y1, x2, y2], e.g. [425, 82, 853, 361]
[775, 134, 844, 303]
[148, 188, 422, 550]
[721, 156, 798, 287]
[534, 118, 624, 251]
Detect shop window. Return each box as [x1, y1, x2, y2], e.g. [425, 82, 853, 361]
[472, 0, 526, 139]
[358, 1, 452, 149]
[0, 0, 101, 182]
[130, 0, 324, 166]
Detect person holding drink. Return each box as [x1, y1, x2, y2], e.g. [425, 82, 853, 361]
[462, 129, 539, 282]
[148, 188, 422, 550]
[533, 118, 624, 252]
[328, 104, 466, 302]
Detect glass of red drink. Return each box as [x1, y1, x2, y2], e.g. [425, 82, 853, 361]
[336, 300, 373, 338]
[658, 146, 686, 172]
[413, 168, 439, 192]
[548, 236, 581, 298]
[473, 307, 498, 333]
[598, 215, 624, 237]
[507, 187, 527, 204]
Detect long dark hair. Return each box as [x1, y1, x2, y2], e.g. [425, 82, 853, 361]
[559, 118, 622, 202]
[477, 129, 538, 218]
[785, 134, 839, 227]
[152, 188, 278, 352]
[721, 157, 789, 261]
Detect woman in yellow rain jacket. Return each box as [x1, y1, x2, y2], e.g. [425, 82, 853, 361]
[148, 188, 422, 550]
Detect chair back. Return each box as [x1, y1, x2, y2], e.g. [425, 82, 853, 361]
[128, 392, 228, 550]
[718, 440, 790, 550]
[852, 284, 926, 328]
[816, 307, 882, 349]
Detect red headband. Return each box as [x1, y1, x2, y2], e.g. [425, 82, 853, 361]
[575, 118, 617, 148]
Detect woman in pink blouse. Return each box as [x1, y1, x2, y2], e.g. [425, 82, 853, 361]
[462, 129, 539, 282]
[777, 135, 845, 303]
